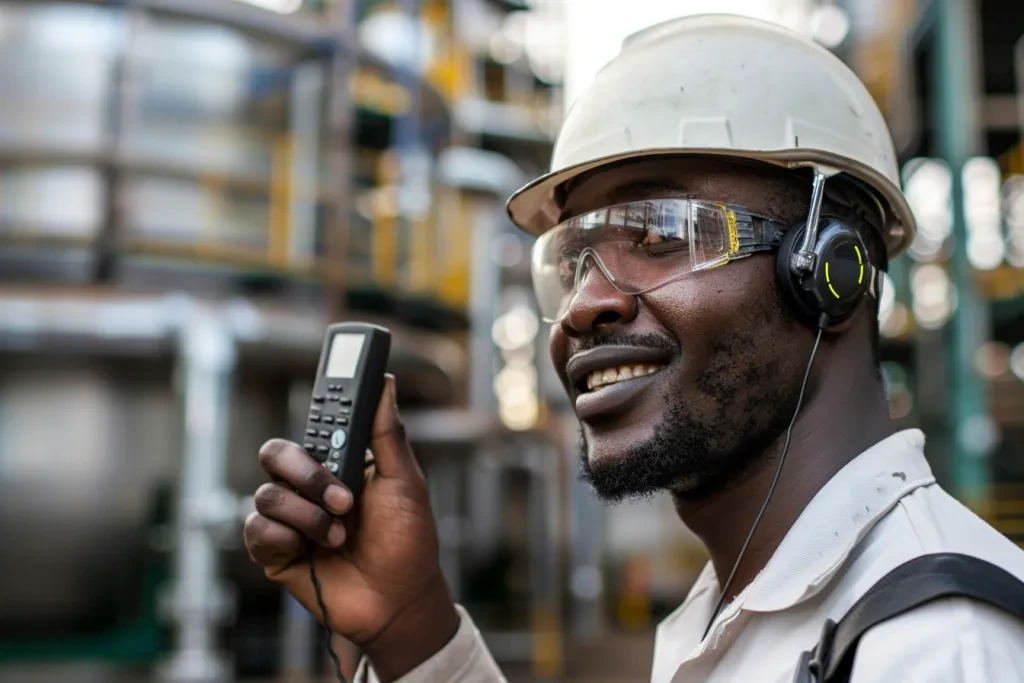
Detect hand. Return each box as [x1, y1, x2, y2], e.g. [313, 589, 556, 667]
[243, 375, 460, 681]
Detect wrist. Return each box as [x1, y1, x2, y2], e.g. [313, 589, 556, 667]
[363, 575, 460, 682]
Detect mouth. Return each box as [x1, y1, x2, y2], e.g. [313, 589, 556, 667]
[583, 363, 666, 391]
[566, 345, 672, 421]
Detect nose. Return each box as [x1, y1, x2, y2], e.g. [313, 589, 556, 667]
[559, 255, 638, 335]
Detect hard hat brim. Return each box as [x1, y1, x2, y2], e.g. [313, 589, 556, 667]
[505, 147, 916, 260]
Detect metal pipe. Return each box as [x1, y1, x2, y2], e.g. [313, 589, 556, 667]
[156, 303, 237, 683]
[934, 0, 992, 501]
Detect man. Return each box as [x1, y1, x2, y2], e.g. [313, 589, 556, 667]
[243, 14, 1024, 683]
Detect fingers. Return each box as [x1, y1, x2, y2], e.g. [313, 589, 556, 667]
[259, 439, 354, 515]
[243, 511, 305, 571]
[253, 483, 347, 549]
[368, 374, 421, 480]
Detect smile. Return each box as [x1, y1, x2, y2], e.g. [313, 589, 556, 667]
[565, 345, 674, 421]
[585, 364, 666, 391]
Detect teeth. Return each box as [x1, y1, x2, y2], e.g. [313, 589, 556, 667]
[585, 364, 664, 391]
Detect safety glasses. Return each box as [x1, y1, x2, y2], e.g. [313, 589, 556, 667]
[531, 199, 786, 322]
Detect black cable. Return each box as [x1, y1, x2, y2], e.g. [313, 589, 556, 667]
[701, 317, 827, 642]
[310, 544, 348, 683]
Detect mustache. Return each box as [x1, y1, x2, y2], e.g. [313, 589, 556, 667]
[573, 332, 680, 355]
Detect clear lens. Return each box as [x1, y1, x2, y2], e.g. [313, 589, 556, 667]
[689, 202, 733, 269]
[531, 199, 745, 321]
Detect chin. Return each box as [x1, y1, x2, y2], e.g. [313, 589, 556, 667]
[582, 421, 656, 466]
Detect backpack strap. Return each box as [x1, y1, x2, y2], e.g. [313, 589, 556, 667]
[794, 553, 1024, 683]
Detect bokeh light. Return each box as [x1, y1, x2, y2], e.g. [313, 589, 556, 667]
[903, 158, 953, 262]
[975, 341, 1011, 379]
[963, 157, 1005, 270]
[910, 263, 956, 329]
[809, 4, 850, 48]
[1011, 343, 1024, 382]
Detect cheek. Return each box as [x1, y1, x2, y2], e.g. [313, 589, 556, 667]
[641, 257, 786, 376]
[548, 325, 571, 388]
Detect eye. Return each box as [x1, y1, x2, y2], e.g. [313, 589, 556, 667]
[641, 232, 688, 256]
[556, 247, 582, 287]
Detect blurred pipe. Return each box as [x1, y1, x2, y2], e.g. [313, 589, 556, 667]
[565, 415, 604, 640]
[156, 303, 237, 683]
[323, 1, 358, 321]
[527, 443, 563, 678]
[1016, 35, 1024, 145]
[288, 61, 325, 266]
[93, 2, 141, 282]
[270, 136, 295, 267]
[430, 460, 464, 601]
[934, 0, 993, 501]
[469, 200, 501, 413]
[127, 0, 336, 46]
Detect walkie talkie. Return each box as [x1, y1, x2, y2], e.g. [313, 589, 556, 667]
[305, 323, 391, 683]
[303, 322, 391, 497]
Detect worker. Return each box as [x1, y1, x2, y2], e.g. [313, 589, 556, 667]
[243, 14, 1024, 683]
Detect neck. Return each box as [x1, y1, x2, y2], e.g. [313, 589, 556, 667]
[671, 360, 896, 602]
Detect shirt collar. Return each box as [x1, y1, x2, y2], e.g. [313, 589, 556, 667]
[741, 428, 935, 612]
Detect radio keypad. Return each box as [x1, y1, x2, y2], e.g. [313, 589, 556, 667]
[306, 384, 351, 464]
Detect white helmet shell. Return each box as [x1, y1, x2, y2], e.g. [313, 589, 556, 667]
[506, 13, 916, 259]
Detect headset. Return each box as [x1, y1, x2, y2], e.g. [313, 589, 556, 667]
[774, 172, 882, 329]
[703, 170, 885, 640]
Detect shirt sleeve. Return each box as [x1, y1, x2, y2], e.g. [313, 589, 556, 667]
[850, 598, 1024, 683]
[355, 605, 507, 683]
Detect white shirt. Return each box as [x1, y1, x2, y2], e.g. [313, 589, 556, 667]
[358, 430, 1024, 682]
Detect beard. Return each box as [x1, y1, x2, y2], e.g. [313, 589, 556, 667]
[578, 300, 803, 504]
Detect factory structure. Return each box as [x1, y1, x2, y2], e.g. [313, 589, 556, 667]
[1, 1, 1023, 682]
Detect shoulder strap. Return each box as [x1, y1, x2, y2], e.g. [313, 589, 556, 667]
[798, 552, 1024, 683]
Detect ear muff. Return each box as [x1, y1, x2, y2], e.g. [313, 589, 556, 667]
[775, 220, 872, 326]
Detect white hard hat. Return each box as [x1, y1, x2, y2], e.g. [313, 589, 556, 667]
[506, 13, 916, 259]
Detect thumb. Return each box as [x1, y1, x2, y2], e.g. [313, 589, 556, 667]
[369, 374, 420, 480]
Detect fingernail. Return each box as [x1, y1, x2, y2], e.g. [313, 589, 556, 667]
[327, 523, 347, 548]
[323, 485, 352, 514]
[385, 375, 398, 406]
[259, 439, 285, 458]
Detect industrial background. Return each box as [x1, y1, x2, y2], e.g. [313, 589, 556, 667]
[0, 0, 1022, 681]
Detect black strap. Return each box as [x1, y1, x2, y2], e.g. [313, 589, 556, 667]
[796, 552, 1024, 683]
